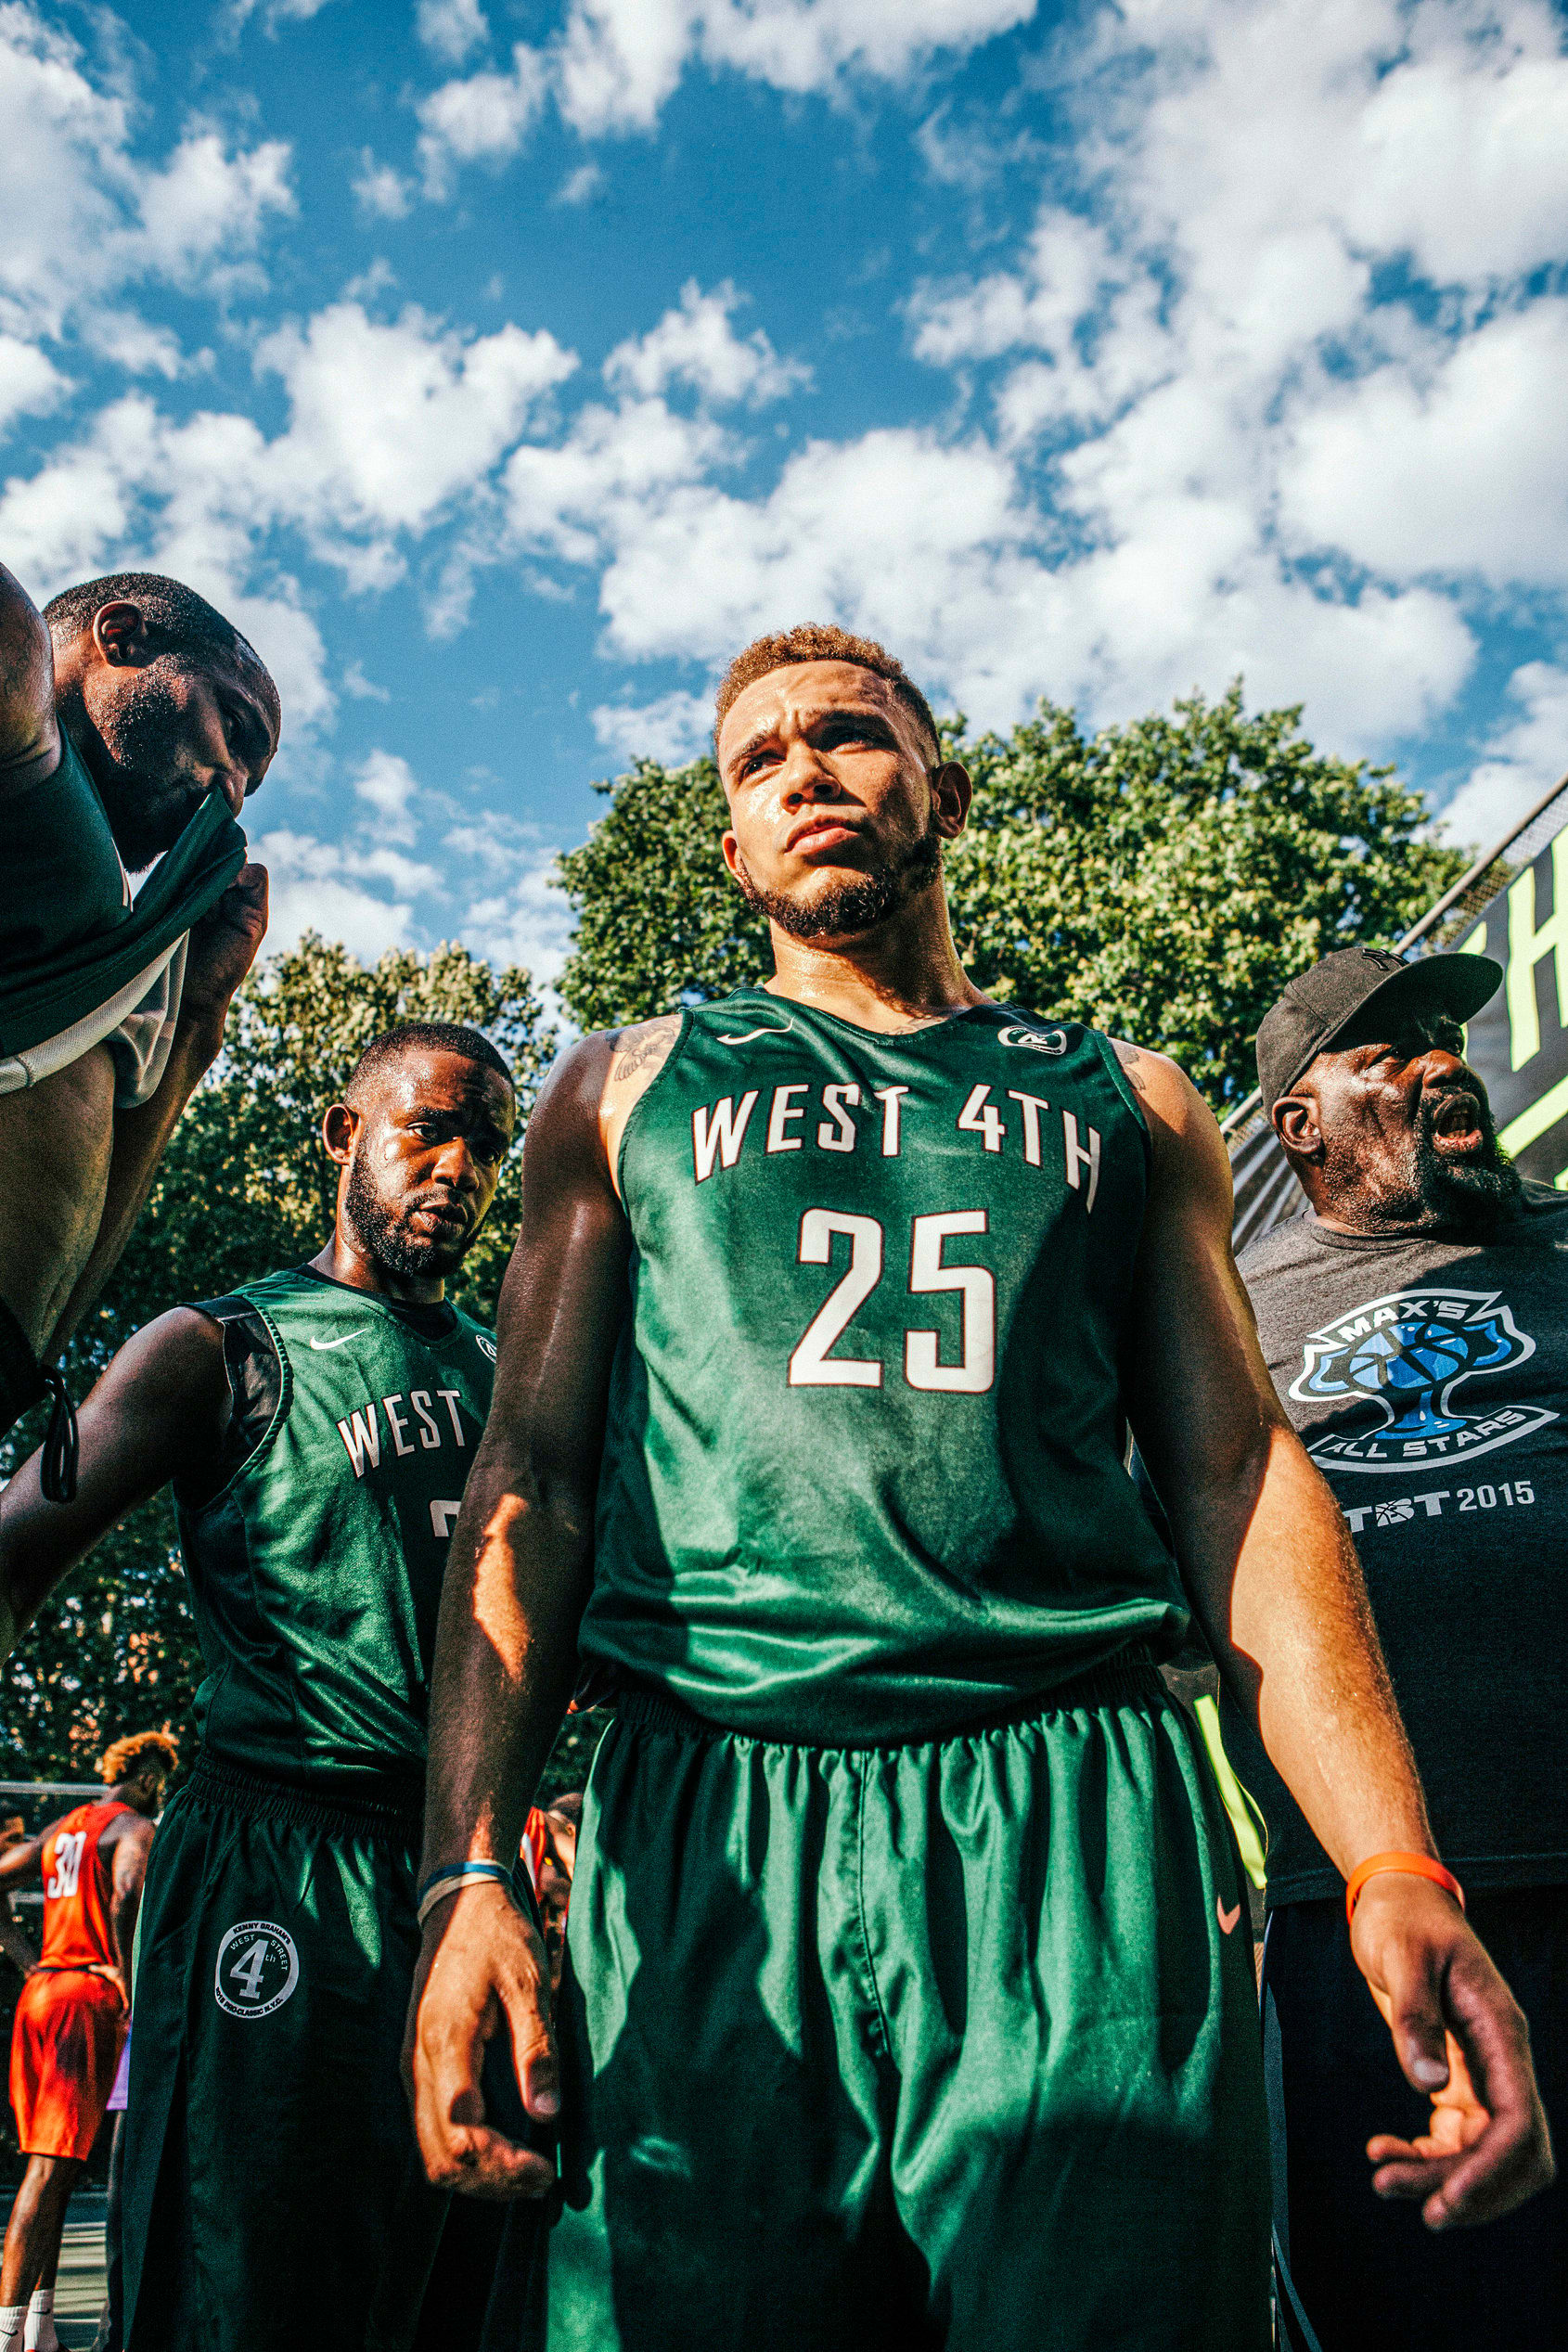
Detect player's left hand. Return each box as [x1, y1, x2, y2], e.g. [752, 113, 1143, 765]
[1350, 1872, 1555, 2228]
[179, 861, 269, 1033]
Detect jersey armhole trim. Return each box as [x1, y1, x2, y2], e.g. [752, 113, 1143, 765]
[613, 1007, 696, 1204]
[177, 1291, 293, 1512]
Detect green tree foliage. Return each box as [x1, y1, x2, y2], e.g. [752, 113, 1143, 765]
[2, 936, 547, 1784]
[559, 686, 1468, 1110]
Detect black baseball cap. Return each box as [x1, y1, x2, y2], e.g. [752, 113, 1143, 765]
[1255, 945, 1503, 1120]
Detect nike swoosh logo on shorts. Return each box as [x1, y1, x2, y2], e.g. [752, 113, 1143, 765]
[308, 1334, 355, 1350]
[1216, 1897, 1241, 1935]
[715, 1022, 794, 1044]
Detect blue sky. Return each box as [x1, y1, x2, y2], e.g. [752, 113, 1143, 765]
[4, 0, 1567, 990]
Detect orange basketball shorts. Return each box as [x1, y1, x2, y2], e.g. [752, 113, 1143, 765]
[8, 1968, 126, 2159]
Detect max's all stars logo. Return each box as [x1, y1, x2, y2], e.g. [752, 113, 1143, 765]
[1292, 1287, 1557, 1474]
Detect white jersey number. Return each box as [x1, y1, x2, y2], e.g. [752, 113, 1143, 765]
[45, 1831, 86, 1901]
[790, 1210, 995, 1394]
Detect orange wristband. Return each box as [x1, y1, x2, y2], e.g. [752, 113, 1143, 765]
[1344, 1852, 1465, 1928]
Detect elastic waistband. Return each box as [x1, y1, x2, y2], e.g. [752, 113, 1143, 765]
[184, 1754, 423, 1844]
[615, 1646, 1165, 1753]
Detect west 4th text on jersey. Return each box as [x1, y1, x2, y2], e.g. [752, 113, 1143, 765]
[335, 1386, 469, 1479]
[689, 1079, 1105, 1208]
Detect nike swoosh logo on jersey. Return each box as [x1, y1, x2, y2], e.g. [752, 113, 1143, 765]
[1217, 1897, 1241, 1935]
[308, 1333, 356, 1350]
[715, 1022, 794, 1045]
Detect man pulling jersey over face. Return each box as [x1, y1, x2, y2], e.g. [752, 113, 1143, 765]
[0, 561, 276, 1543]
[0, 1023, 517, 2352]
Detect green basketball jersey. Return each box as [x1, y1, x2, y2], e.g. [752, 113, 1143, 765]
[581, 991, 1189, 1742]
[174, 1266, 496, 1799]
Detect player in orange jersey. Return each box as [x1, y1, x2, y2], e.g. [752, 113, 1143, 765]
[0, 1731, 174, 2352]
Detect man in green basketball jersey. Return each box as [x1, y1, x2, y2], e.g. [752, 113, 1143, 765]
[0, 1021, 517, 2349]
[409, 626, 1552, 2349]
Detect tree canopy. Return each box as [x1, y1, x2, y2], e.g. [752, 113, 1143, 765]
[559, 685, 1468, 1111]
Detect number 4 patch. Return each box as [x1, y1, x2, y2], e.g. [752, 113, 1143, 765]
[214, 1920, 300, 2019]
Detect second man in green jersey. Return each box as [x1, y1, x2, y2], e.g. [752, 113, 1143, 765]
[0, 1020, 517, 2351]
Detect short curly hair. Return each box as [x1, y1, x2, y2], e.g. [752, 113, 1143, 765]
[713, 625, 941, 765]
[99, 1729, 179, 1786]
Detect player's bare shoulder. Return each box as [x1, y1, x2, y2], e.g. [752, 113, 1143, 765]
[1111, 1037, 1232, 1212]
[524, 1015, 682, 1202]
[600, 1015, 682, 1185]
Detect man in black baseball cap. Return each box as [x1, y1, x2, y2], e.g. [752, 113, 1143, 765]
[1225, 939, 1566, 2348]
[1256, 943, 1513, 1232]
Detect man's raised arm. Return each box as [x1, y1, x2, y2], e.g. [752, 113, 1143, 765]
[407, 1031, 636, 2200]
[1120, 1039, 1552, 2230]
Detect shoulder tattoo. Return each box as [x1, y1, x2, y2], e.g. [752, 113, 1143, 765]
[1112, 1038, 1148, 1098]
[610, 1022, 677, 1085]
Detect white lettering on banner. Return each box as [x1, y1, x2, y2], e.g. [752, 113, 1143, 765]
[337, 1405, 381, 1478]
[817, 1083, 860, 1152]
[766, 1084, 808, 1153]
[383, 1395, 415, 1458]
[693, 1092, 760, 1181]
[410, 1391, 442, 1449]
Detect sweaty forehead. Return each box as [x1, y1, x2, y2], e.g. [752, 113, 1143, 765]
[371, 1052, 514, 1122]
[718, 662, 904, 762]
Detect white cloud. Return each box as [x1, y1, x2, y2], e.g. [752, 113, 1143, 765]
[553, 161, 604, 205]
[353, 151, 413, 220]
[592, 688, 712, 764]
[251, 829, 416, 960]
[0, 9, 293, 337]
[414, 0, 1038, 183]
[553, 0, 1039, 137]
[0, 334, 67, 437]
[604, 280, 810, 406]
[258, 301, 577, 559]
[1439, 664, 1568, 855]
[880, 0, 1568, 748]
[417, 45, 548, 197]
[417, 0, 488, 66]
[353, 749, 419, 843]
[452, 825, 576, 986]
[135, 131, 294, 285]
[1279, 302, 1568, 589]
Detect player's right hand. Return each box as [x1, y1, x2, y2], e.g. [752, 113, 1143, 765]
[405, 1880, 559, 2200]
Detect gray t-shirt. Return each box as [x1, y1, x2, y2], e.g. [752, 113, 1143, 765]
[1220, 1179, 1568, 1904]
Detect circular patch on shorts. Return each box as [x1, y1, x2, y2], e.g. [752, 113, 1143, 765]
[213, 1920, 300, 2019]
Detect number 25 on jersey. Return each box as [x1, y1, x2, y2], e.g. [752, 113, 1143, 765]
[790, 1209, 995, 1394]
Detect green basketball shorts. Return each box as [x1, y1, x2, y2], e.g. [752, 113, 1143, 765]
[543, 1654, 1270, 2352]
[122, 1757, 453, 2352]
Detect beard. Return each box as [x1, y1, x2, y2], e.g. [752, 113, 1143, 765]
[734, 816, 943, 942]
[343, 1151, 471, 1281]
[83, 669, 214, 870]
[1326, 1093, 1523, 1235]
